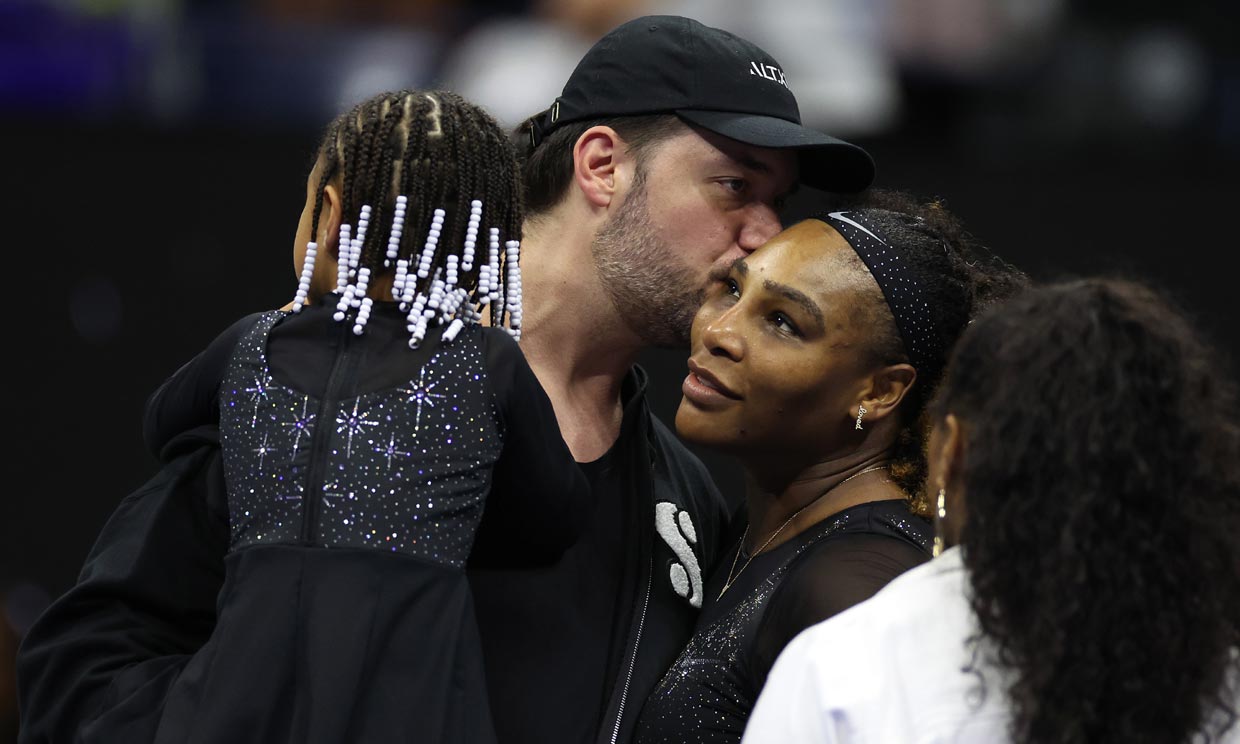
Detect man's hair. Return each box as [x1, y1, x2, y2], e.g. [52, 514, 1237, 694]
[512, 114, 686, 217]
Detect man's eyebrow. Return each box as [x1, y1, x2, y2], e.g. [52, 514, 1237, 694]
[732, 152, 773, 174]
[727, 151, 799, 203]
[763, 279, 826, 332]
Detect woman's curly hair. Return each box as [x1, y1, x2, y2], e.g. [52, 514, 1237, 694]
[818, 190, 1029, 512]
[934, 277, 1240, 743]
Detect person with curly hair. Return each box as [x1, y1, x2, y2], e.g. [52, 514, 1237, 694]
[632, 191, 1027, 743]
[744, 277, 1240, 744]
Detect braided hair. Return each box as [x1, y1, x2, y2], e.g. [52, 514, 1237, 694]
[936, 278, 1240, 743]
[818, 190, 1028, 512]
[302, 89, 524, 341]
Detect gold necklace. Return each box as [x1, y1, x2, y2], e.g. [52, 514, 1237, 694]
[716, 465, 890, 600]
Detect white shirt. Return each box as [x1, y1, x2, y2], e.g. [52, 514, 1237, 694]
[742, 547, 1240, 744]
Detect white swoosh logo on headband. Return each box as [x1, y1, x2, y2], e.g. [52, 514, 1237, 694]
[827, 211, 889, 246]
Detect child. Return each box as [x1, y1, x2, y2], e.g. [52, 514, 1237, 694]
[137, 89, 590, 743]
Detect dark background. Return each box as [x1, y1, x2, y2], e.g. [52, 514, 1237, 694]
[3, 0, 1237, 738]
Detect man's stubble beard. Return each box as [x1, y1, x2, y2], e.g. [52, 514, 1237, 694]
[590, 174, 703, 349]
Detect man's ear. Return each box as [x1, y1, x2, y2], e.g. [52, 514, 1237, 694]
[572, 126, 624, 209]
[320, 182, 344, 260]
[858, 363, 916, 424]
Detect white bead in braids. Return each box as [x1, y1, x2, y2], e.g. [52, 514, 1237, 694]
[352, 204, 371, 279]
[385, 195, 406, 268]
[441, 288, 471, 342]
[291, 241, 317, 313]
[417, 209, 445, 279]
[405, 290, 428, 347]
[392, 259, 409, 304]
[332, 204, 372, 324]
[477, 227, 497, 304]
[485, 228, 501, 307]
[350, 256, 368, 308]
[425, 267, 447, 313]
[443, 254, 460, 296]
[333, 221, 356, 321]
[461, 200, 481, 273]
[402, 201, 507, 348]
[353, 296, 373, 335]
[409, 267, 443, 349]
[503, 239, 523, 339]
[335, 223, 352, 293]
[400, 264, 418, 311]
[406, 267, 443, 350]
[403, 207, 446, 346]
[350, 268, 372, 333]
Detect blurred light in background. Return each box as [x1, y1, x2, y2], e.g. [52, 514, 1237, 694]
[1119, 26, 1207, 131]
[2, 0, 1235, 156]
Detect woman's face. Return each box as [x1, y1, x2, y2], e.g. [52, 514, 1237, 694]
[675, 219, 878, 463]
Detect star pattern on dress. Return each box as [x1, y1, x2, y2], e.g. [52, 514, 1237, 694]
[221, 312, 499, 565]
[336, 399, 380, 458]
[398, 367, 446, 431]
[282, 396, 316, 458]
[375, 432, 412, 469]
[243, 371, 274, 427]
[321, 481, 356, 509]
[252, 433, 272, 474]
[276, 479, 304, 503]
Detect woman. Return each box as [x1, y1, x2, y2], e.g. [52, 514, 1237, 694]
[633, 191, 1026, 743]
[744, 278, 1240, 744]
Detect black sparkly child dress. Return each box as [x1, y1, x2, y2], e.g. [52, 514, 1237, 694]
[137, 296, 589, 743]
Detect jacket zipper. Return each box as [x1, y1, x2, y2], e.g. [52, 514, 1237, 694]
[301, 320, 354, 544]
[609, 553, 652, 744]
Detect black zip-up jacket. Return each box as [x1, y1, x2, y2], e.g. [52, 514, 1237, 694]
[470, 366, 738, 744]
[17, 350, 737, 743]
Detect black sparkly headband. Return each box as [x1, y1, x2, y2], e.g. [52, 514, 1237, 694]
[821, 211, 942, 374]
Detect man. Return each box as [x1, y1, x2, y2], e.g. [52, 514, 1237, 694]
[15, 15, 873, 744]
[468, 15, 875, 744]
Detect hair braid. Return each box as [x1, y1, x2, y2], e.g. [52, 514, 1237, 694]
[353, 98, 384, 262]
[303, 87, 523, 339]
[362, 95, 407, 268]
[308, 124, 341, 244]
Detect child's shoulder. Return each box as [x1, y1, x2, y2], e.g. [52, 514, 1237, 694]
[476, 324, 520, 347]
[467, 326, 534, 384]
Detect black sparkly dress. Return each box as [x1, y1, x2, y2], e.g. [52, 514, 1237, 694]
[633, 499, 932, 744]
[136, 296, 590, 743]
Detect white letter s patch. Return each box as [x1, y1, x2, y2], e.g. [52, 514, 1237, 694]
[655, 501, 703, 609]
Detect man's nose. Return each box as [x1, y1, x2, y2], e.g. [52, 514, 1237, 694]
[737, 202, 783, 254]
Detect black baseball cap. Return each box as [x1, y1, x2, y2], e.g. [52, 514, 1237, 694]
[527, 15, 876, 193]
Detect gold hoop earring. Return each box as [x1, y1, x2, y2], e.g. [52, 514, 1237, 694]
[855, 404, 867, 430]
[932, 487, 947, 557]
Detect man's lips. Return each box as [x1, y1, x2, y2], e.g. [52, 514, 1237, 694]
[684, 359, 741, 401]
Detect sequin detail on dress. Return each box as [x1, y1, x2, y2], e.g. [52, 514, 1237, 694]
[219, 311, 502, 567]
[635, 505, 931, 744]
